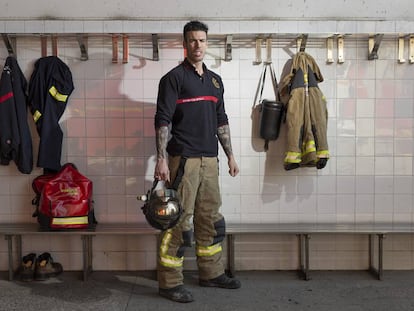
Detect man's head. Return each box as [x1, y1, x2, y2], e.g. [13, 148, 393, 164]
[183, 20, 208, 42]
[183, 20, 208, 65]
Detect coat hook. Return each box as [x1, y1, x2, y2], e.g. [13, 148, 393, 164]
[297, 34, 308, 52]
[224, 34, 232, 62]
[337, 36, 345, 63]
[122, 34, 129, 64]
[2, 34, 16, 57]
[112, 34, 119, 63]
[253, 37, 262, 65]
[326, 37, 334, 63]
[76, 34, 88, 61]
[40, 35, 47, 57]
[51, 34, 58, 56]
[368, 34, 384, 60]
[398, 36, 406, 64]
[152, 34, 159, 61]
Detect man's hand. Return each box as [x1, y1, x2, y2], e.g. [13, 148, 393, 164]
[154, 158, 170, 182]
[228, 155, 239, 177]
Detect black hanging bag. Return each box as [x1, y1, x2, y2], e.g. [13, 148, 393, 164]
[253, 62, 284, 151]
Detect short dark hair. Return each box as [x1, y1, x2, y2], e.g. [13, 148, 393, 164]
[183, 20, 208, 41]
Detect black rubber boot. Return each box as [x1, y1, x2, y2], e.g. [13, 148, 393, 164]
[199, 273, 241, 289]
[159, 285, 194, 303]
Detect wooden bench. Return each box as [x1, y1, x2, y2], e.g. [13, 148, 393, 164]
[1, 222, 413, 282]
[0, 223, 159, 281]
[226, 223, 414, 281]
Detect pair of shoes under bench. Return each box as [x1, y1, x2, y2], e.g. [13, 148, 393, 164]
[15, 252, 63, 282]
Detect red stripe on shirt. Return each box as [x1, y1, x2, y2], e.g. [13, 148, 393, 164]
[0, 92, 13, 104]
[176, 96, 218, 104]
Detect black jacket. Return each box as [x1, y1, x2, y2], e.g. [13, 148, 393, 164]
[0, 56, 33, 174]
[28, 56, 74, 172]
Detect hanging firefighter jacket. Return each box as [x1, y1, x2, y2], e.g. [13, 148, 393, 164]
[279, 52, 329, 170]
[28, 56, 74, 172]
[0, 56, 33, 174]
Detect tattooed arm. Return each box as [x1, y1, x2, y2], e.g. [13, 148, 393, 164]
[217, 124, 239, 177]
[154, 126, 170, 182]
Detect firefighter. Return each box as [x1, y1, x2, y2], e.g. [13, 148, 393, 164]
[28, 56, 74, 173]
[154, 20, 241, 303]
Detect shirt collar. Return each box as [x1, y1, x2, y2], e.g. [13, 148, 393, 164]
[183, 58, 207, 76]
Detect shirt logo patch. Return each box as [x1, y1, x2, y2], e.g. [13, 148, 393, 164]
[212, 77, 220, 89]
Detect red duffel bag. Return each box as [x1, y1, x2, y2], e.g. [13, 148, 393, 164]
[32, 163, 97, 231]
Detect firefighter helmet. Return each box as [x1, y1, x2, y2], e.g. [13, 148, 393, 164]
[139, 180, 182, 230]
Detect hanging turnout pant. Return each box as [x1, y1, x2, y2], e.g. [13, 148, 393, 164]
[157, 156, 226, 289]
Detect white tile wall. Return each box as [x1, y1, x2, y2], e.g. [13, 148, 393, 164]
[0, 28, 413, 272]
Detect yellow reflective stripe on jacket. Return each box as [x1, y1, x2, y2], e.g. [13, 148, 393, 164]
[196, 243, 222, 257]
[33, 110, 42, 123]
[159, 230, 184, 268]
[302, 140, 316, 155]
[317, 150, 330, 158]
[51, 216, 88, 225]
[284, 151, 301, 163]
[49, 86, 68, 102]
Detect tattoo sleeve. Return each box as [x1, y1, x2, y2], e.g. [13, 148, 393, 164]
[156, 126, 169, 160]
[217, 124, 234, 158]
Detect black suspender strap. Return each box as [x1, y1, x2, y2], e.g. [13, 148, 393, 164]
[170, 156, 187, 191]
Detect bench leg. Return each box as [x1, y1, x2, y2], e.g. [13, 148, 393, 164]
[298, 234, 311, 281]
[378, 234, 384, 280]
[4, 234, 22, 281]
[5, 235, 13, 281]
[226, 234, 235, 278]
[16, 235, 22, 266]
[369, 233, 384, 280]
[81, 235, 94, 281]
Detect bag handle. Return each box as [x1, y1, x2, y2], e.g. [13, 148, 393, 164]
[268, 63, 281, 102]
[252, 62, 280, 109]
[252, 64, 266, 109]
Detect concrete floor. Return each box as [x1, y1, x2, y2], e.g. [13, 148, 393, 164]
[1, 270, 414, 311]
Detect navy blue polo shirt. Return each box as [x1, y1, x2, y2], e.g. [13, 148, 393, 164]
[155, 58, 229, 157]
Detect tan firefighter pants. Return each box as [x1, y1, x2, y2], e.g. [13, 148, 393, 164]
[157, 156, 225, 289]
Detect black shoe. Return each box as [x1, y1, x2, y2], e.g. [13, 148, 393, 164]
[199, 273, 241, 289]
[34, 252, 63, 281]
[16, 253, 36, 282]
[159, 285, 194, 303]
